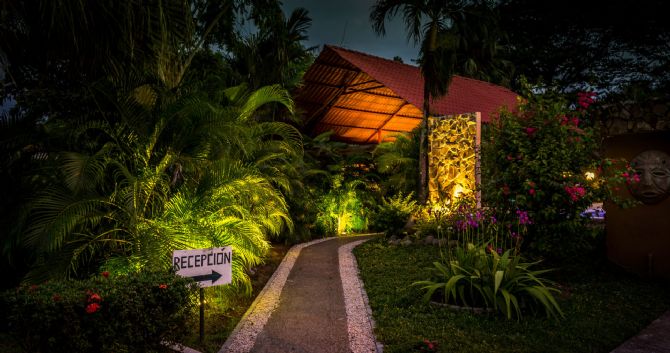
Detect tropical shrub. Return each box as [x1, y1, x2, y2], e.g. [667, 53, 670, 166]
[9, 84, 299, 294]
[413, 242, 563, 320]
[315, 175, 370, 236]
[482, 87, 605, 257]
[372, 129, 419, 197]
[369, 192, 418, 237]
[2, 271, 197, 353]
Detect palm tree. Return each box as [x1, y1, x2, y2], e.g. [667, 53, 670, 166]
[14, 83, 300, 291]
[227, 6, 316, 90]
[371, 0, 468, 203]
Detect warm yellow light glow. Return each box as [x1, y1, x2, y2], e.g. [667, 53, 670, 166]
[428, 113, 478, 208]
[585, 171, 595, 180]
[453, 184, 465, 198]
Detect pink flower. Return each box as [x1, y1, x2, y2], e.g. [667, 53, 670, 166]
[564, 185, 587, 201]
[529, 188, 536, 196]
[525, 127, 538, 136]
[577, 92, 596, 109]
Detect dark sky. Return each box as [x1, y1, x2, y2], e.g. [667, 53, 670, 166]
[280, 0, 421, 64]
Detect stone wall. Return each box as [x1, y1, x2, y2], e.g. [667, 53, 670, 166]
[595, 97, 670, 136]
[427, 113, 480, 207]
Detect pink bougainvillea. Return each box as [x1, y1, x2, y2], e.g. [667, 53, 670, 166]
[564, 185, 587, 201]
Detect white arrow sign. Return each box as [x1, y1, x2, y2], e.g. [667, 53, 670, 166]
[173, 247, 232, 287]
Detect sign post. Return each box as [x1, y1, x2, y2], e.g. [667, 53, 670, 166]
[173, 247, 232, 343]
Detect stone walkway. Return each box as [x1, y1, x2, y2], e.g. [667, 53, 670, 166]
[611, 311, 670, 353]
[219, 236, 379, 353]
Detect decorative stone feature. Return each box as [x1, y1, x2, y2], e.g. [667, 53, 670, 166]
[428, 112, 481, 207]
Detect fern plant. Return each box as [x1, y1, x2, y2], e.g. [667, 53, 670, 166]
[369, 192, 418, 237]
[15, 83, 300, 294]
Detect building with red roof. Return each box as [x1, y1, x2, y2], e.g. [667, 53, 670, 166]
[295, 45, 519, 144]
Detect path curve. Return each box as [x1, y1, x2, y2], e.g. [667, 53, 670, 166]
[219, 236, 380, 353]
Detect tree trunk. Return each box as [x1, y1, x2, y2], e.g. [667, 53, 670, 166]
[418, 23, 439, 204]
[419, 84, 429, 204]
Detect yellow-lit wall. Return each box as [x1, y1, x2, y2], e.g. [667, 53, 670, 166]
[428, 113, 481, 207]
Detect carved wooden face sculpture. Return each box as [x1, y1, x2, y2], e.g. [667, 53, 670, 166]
[629, 150, 670, 204]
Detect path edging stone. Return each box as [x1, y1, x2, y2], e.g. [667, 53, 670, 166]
[218, 237, 334, 353]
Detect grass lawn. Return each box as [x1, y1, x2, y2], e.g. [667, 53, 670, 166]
[354, 238, 670, 353]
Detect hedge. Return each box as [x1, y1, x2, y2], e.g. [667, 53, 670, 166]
[1, 272, 198, 353]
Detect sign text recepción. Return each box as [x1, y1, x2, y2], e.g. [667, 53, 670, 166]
[172, 247, 232, 287]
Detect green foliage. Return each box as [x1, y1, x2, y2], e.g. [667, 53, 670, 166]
[354, 239, 670, 353]
[370, 193, 418, 237]
[373, 130, 419, 197]
[414, 242, 563, 320]
[1, 272, 197, 353]
[315, 175, 370, 236]
[481, 85, 603, 257]
[10, 83, 299, 294]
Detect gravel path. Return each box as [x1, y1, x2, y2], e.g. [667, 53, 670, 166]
[219, 236, 378, 353]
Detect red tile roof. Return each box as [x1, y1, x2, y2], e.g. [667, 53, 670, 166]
[295, 45, 519, 144]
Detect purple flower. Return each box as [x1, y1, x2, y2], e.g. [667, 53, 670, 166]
[516, 209, 531, 225]
[497, 248, 503, 255]
[490, 216, 497, 224]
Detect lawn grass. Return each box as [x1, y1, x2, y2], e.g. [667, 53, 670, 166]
[354, 238, 670, 353]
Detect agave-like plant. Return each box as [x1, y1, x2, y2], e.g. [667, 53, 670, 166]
[413, 242, 564, 320]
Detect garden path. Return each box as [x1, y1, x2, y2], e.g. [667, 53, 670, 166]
[611, 310, 670, 353]
[219, 235, 380, 353]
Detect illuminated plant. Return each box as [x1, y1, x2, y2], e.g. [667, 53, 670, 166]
[17, 84, 300, 293]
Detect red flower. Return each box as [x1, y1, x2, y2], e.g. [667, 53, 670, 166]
[577, 92, 596, 109]
[52, 294, 62, 302]
[525, 127, 538, 136]
[506, 155, 514, 161]
[159, 284, 168, 289]
[102, 271, 110, 278]
[502, 185, 510, 195]
[529, 188, 536, 196]
[85, 303, 101, 314]
[89, 293, 102, 302]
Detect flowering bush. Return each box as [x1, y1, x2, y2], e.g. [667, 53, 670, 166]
[1, 272, 197, 353]
[482, 87, 606, 257]
[418, 197, 529, 255]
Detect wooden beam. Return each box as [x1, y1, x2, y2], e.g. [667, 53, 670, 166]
[342, 84, 387, 95]
[301, 79, 401, 99]
[364, 102, 411, 143]
[317, 122, 408, 133]
[303, 70, 361, 130]
[328, 104, 422, 119]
